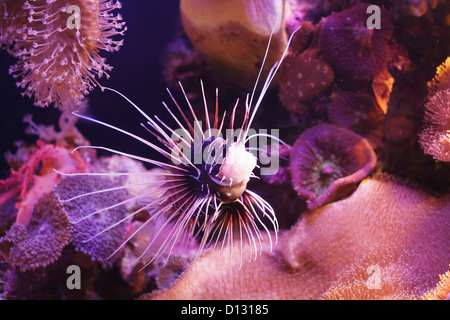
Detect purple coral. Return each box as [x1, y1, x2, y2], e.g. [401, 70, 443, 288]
[318, 3, 393, 80]
[0, 192, 70, 271]
[55, 175, 128, 267]
[290, 123, 377, 210]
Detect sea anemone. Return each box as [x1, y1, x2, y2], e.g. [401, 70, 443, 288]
[0, 192, 70, 272]
[1, 0, 126, 107]
[290, 123, 377, 210]
[318, 3, 394, 81]
[278, 47, 335, 113]
[327, 91, 385, 147]
[419, 89, 450, 162]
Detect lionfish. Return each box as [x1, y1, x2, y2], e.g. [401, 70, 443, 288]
[56, 23, 299, 270]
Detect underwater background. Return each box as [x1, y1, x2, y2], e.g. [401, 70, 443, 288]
[0, 0, 449, 300]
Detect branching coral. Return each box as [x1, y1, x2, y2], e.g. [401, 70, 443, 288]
[0, 141, 85, 226]
[0, 0, 126, 107]
[148, 175, 450, 300]
[289, 124, 377, 210]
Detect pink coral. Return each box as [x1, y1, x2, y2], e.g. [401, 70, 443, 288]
[1, 0, 126, 107]
[278, 47, 335, 113]
[419, 89, 450, 161]
[148, 175, 450, 300]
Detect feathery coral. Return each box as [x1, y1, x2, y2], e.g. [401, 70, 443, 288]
[1, 0, 126, 107]
[419, 89, 450, 161]
[149, 175, 450, 300]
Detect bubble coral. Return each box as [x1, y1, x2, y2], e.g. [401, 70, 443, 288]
[1, 0, 126, 107]
[419, 89, 450, 162]
[149, 175, 450, 300]
[318, 3, 394, 81]
[55, 175, 128, 267]
[180, 0, 287, 87]
[0, 192, 70, 272]
[289, 123, 377, 210]
[278, 47, 335, 113]
[327, 91, 385, 147]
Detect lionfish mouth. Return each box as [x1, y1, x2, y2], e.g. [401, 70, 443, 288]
[56, 22, 300, 271]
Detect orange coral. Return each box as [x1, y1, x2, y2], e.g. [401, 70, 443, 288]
[427, 57, 450, 98]
[422, 266, 450, 300]
[372, 68, 394, 115]
[0, 192, 71, 271]
[148, 175, 450, 300]
[1, 0, 126, 107]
